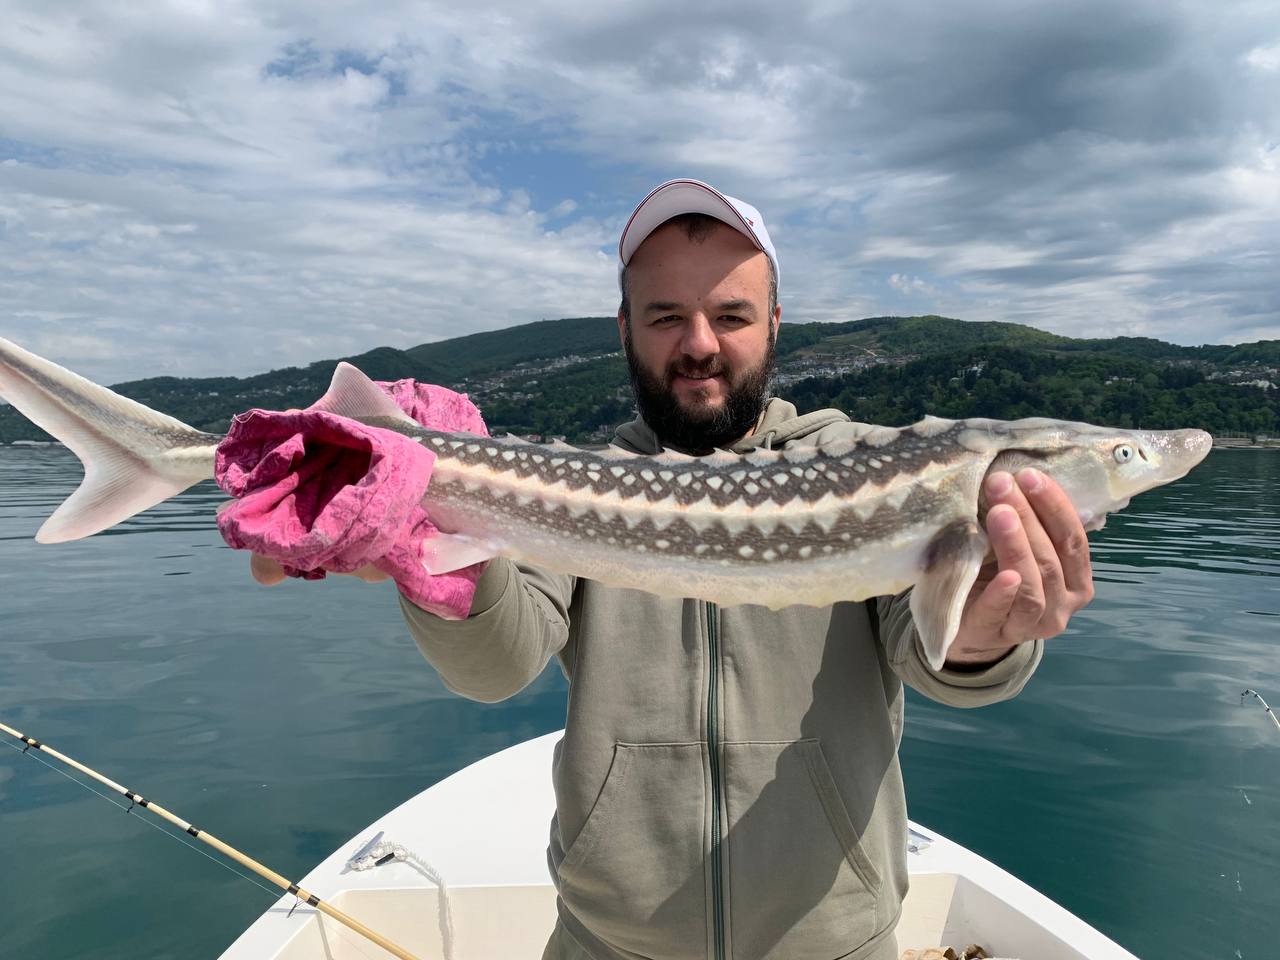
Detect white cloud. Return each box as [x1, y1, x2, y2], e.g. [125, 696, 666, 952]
[0, 0, 1277, 384]
[1244, 42, 1280, 73]
[887, 273, 933, 295]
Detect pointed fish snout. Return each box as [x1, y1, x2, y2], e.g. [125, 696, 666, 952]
[1144, 428, 1212, 477]
[1172, 428, 1213, 466]
[1184, 429, 1213, 462]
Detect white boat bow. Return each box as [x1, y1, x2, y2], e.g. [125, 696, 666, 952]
[220, 732, 1138, 960]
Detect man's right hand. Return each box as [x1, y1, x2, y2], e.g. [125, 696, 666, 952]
[248, 553, 391, 586]
[220, 376, 491, 619]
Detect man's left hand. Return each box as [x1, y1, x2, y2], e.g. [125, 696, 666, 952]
[944, 468, 1095, 669]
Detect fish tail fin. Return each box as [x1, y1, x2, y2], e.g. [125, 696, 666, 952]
[0, 337, 218, 542]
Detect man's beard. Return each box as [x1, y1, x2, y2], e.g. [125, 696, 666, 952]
[623, 327, 777, 453]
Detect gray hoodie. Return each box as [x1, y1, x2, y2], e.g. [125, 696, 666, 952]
[401, 398, 1043, 960]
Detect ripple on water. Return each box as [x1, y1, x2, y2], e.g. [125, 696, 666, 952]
[1, 447, 1278, 958]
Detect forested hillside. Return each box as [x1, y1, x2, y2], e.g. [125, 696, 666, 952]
[783, 346, 1276, 436]
[1, 316, 1275, 443]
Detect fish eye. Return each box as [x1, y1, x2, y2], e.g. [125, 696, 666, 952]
[1113, 444, 1134, 463]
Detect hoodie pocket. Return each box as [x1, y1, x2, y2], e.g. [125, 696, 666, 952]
[723, 739, 883, 960]
[556, 742, 708, 960]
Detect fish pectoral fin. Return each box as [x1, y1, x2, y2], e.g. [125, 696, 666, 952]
[910, 519, 989, 671]
[420, 532, 498, 575]
[309, 362, 420, 428]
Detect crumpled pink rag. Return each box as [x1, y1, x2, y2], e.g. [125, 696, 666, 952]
[214, 379, 489, 620]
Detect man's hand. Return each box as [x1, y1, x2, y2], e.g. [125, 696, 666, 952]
[944, 468, 1095, 668]
[248, 553, 391, 586]
[222, 491, 393, 586]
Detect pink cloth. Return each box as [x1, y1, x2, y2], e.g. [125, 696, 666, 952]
[214, 380, 489, 620]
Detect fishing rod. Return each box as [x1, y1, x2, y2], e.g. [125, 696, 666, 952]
[0, 719, 425, 960]
[1241, 689, 1280, 734]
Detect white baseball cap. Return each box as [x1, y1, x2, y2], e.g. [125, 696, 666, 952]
[617, 178, 779, 292]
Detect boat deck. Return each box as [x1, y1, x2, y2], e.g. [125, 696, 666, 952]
[221, 732, 1138, 960]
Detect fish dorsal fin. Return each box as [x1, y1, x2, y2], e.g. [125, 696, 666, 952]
[910, 519, 989, 670]
[309, 362, 418, 427]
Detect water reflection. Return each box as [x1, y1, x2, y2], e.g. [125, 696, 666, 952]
[0, 446, 1276, 959]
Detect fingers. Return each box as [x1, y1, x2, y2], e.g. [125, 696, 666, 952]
[250, 552, 287, 586]
[945, 468, 1099, 666]
[962, 566, 1023, 636]
[1016, 468, 1095, 601]
[984, 502, 1046, 638]
[248, 552, 391, 586]
[982, 468, 1095, 642]
[348, 562, 392, 583]
[985, 472, 1053, 637]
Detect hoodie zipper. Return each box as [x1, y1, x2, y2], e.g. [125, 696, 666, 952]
[705, 601, 725, 960]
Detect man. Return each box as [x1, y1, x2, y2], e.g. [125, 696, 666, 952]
[254, 179, 1094, 960]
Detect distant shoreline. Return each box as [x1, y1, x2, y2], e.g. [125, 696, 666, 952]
[1212, 439, 1280, 450]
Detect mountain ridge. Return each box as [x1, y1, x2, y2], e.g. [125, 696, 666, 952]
[1, 315, 1275, 443]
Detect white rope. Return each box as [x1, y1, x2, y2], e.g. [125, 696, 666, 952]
[347, 838, 456, 960]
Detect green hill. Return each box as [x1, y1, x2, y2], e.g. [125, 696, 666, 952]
[1, 315, 1275, 443]
[786, 315, 1072, 358]
[783, 344, 1277, 436]
[404, 316, 621, 380]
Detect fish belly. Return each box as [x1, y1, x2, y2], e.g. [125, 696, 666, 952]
[423, 491, 933, 609]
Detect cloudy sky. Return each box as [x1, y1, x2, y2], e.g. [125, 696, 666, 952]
[2, 0, 1278, 383]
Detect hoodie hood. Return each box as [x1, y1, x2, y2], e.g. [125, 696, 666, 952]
[612, 397, 850, 456]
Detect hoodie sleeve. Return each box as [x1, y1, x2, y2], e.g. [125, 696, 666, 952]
[399, 558, 574, 704]
[875, 589, 1043, 707]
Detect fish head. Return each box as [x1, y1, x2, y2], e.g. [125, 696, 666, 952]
[1023, 425, 1212, 530]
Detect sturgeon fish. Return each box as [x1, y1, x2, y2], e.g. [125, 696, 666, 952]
[0, 335, 1211, 669]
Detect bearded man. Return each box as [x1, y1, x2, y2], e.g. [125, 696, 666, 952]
[255, 179, 1095, 960]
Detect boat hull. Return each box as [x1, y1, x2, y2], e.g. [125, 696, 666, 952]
[220, 732, 1139, 960]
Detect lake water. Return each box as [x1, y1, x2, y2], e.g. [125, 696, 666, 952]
[0, 446, 1276, 959]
